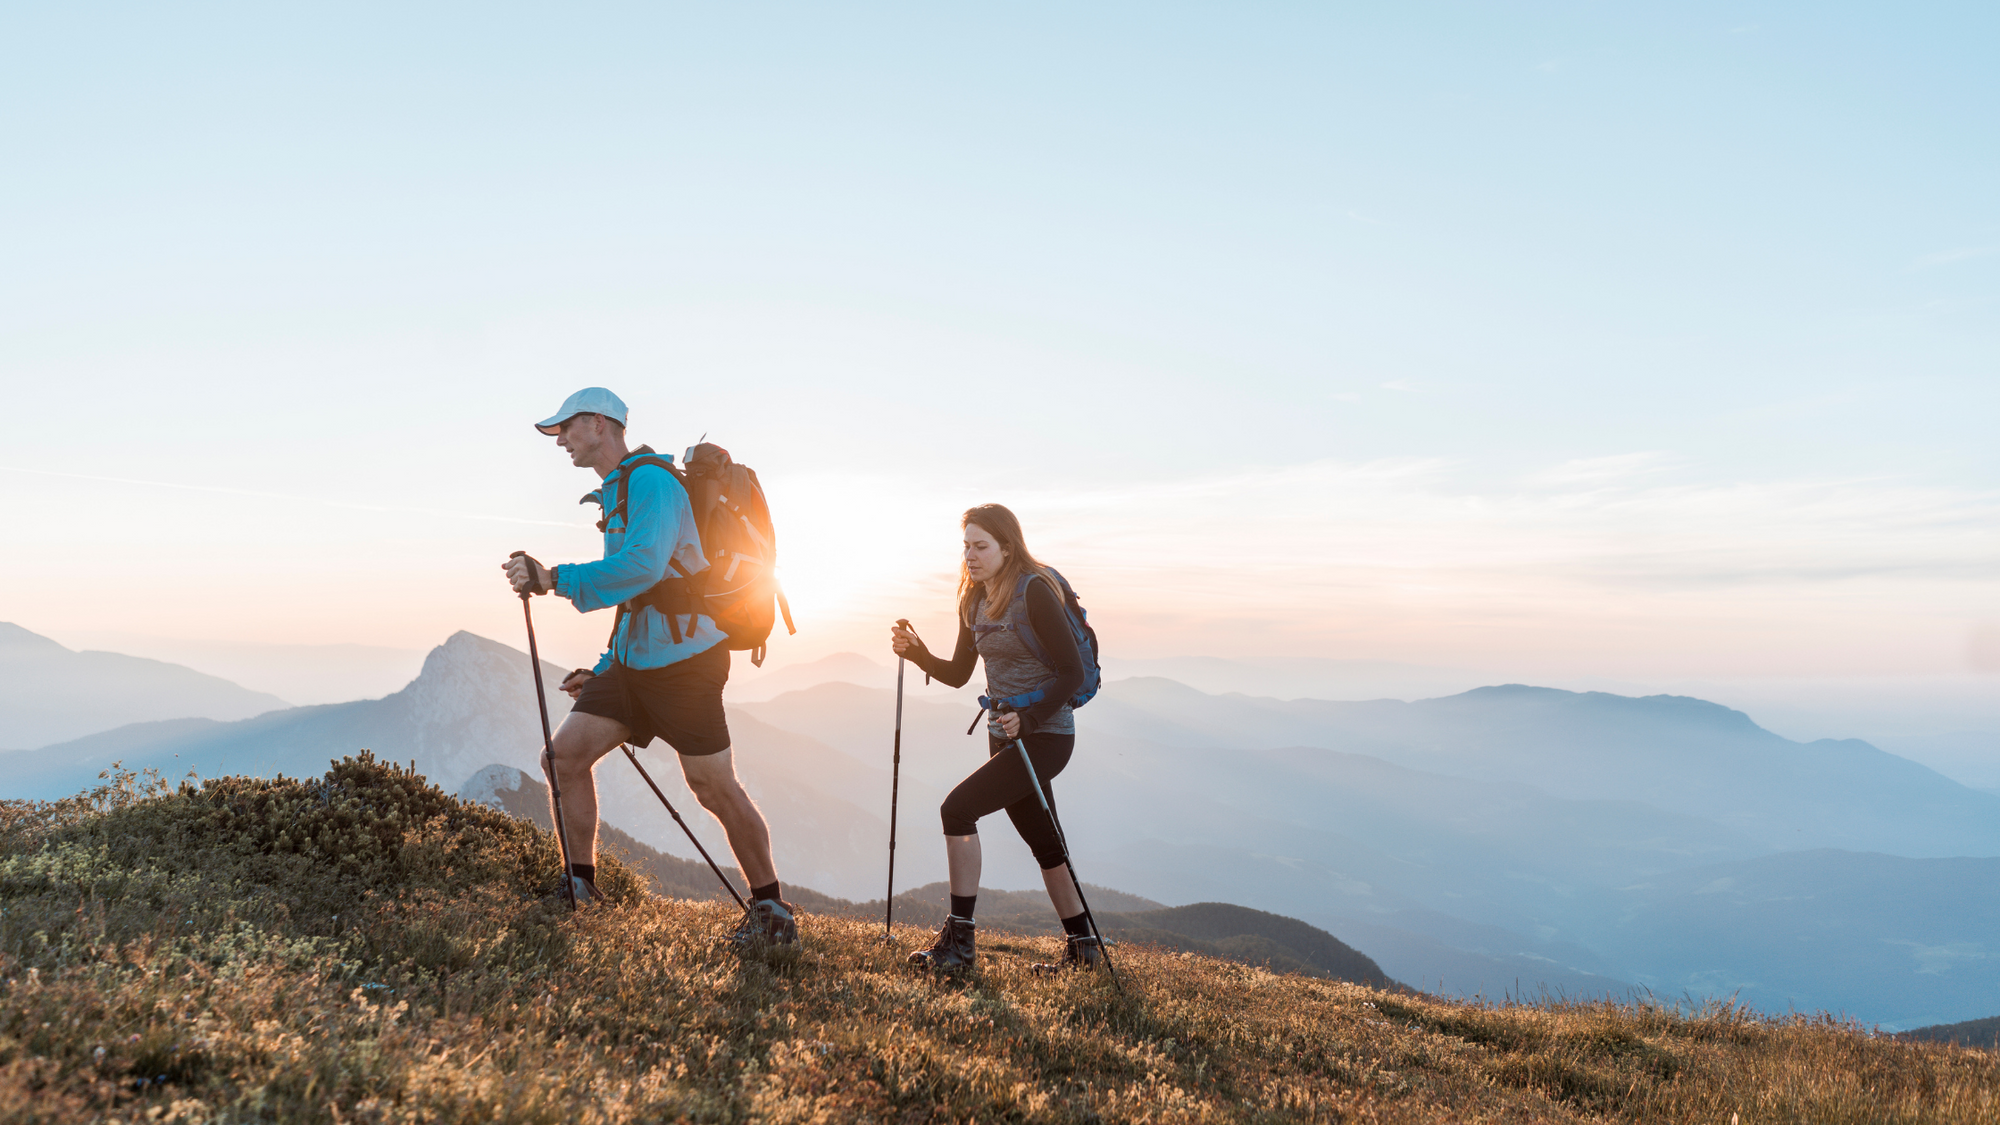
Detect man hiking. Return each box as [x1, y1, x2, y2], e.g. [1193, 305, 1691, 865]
[502, 387, 796, 944]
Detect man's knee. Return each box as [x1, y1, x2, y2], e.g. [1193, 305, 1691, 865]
[683, 759, 744, 808]
[549, 713, 626, 769]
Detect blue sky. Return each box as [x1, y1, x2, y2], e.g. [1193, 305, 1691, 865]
[3, 4, 1996, 725]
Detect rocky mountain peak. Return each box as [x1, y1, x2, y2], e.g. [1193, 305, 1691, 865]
[382, 632, 571, 793]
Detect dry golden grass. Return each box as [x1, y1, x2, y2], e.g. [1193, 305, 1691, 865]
[3, 755, 1996, 1123]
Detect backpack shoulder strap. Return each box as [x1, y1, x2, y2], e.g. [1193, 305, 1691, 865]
[1012, 571, 1061, 666]
[602, 453, 682, 531]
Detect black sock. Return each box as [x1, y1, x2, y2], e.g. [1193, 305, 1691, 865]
[1061, 911, 1090, 938]
[950, 894, 977, 919]
[752, 881, 782, 904]
[570, 863, 596, 883]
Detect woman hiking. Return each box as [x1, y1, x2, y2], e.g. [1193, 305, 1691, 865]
[890, 503, 1098, 973]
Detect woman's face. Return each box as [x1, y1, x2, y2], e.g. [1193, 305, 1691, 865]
[963, 523, 1008, 582]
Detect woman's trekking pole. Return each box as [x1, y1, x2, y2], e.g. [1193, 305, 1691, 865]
[1001, 708, 1121, 991]
[883, 618, 915, 941]
[620, 744, 750, 912]
[512, 560, 577, 911]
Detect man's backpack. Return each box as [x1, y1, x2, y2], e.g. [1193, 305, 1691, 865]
[584, 443, 796, 666]
[975, 568, 1103, 712]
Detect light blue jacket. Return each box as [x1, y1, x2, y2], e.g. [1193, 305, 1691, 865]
[552, 452, 722, 673]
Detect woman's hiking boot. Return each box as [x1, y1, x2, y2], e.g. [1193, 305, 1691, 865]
[566, 874, 601, 906]
[907, 915, 976, 971]
[1032, 934, 1103, 974]
[730, 898, 798, 947]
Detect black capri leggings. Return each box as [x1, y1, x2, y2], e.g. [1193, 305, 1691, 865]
[939, 732, 1075, 871]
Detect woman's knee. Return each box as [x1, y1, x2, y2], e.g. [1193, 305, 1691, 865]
[939, 798, 980, 837]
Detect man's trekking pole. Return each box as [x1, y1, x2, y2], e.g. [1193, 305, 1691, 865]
[999, 707, 1121, 990]
[620, 744, 750, 912]
[512, 554, 577, 911]
[883, 618, 915, 941]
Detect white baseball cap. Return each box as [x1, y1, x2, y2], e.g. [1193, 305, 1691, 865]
[534, 387, 629, 435]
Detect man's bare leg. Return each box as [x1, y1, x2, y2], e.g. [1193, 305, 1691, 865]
[678, 749, 778, 892]
[545, 711, 632, 867]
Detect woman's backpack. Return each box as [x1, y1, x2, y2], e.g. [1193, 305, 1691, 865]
[1024, 569, 1103, 709]
[975, 568, 1103, 711]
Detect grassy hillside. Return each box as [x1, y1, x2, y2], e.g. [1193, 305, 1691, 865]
[4, 756, 1998, 1124]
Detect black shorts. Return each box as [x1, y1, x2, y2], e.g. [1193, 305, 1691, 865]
[571, 643, 732, 756]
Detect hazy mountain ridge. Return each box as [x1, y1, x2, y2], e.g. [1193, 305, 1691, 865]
[6, 630, 572, 802]
[1899, 1015, 2000, 1049]
[0, 621, 291, 748]
[1587, 849, 2000, 1027]
[740, 674, 2000, 1026]
[1078, 677, 2000, 857]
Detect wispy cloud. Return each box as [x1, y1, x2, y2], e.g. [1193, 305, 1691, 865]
[0, 464, 585, 528]
[786, 457, 2000, 650]
[1912, 246, 2000, 269]
[825, 458, 2000, 673]
[1525, 452, 1680, 487]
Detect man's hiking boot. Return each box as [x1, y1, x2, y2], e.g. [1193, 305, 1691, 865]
[1033, 934, 1103, 974]
[730, 898, 798, 947]
[907, 915, 977, 971]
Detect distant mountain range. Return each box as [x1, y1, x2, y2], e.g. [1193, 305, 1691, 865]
[0, 622, 290, 748]
[10, 631, 2000, 1029]
[736, 677, 2000, 1027]
[4, 630, 572, 800]
[461, 763, 1398, 990]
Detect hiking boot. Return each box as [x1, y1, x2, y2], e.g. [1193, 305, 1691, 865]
[730, 898, 798, 947]
[1033, 934, 1103, 974]
[558, 874, 600, 907]
[907, 915, 977, 971]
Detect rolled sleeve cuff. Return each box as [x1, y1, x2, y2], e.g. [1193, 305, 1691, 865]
[553, 564, 575, 601]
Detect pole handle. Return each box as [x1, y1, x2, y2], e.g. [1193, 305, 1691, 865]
[509, 549, 547, 596]
[894, 618, 931, 684]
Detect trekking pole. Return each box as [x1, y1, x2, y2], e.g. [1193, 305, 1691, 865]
[512, 557, 577, 911]
[1000, 706, 1121, 991]
[619, 745, 750, 912]
[883, 619, 915, 941]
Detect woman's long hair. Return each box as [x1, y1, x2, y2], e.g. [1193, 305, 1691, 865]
[957, 504, 1053, 624]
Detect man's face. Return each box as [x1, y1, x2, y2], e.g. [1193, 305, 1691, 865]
[555, 414, 604, 466]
